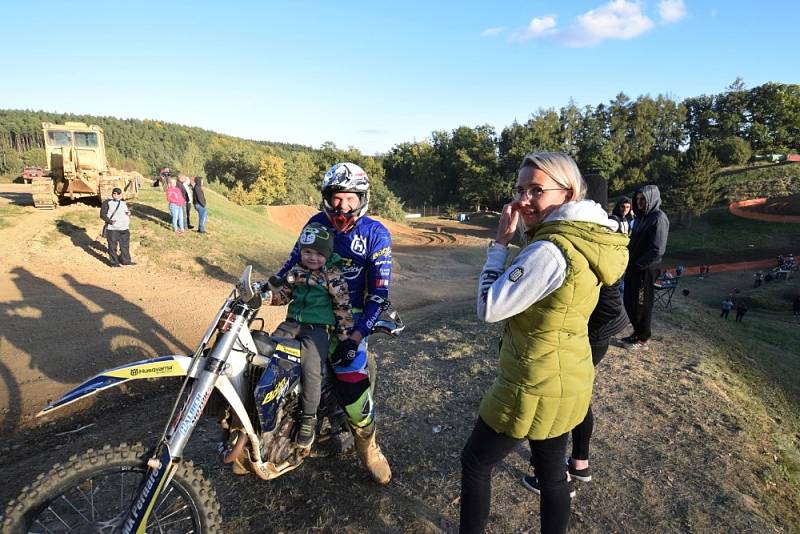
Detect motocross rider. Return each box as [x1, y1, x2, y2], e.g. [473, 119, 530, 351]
[273, 162, 393, 485]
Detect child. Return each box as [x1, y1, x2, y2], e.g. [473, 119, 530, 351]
[268, 222, 353, 448]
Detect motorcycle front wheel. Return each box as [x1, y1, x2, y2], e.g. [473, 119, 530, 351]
[1, 443, 221, 534]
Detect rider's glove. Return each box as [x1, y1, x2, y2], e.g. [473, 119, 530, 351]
[330, 338, 360, 366]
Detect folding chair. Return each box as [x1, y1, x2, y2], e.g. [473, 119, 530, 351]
[653, 278, 678, 311]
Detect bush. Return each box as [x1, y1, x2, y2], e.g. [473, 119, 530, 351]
[715, 136, 752, 166]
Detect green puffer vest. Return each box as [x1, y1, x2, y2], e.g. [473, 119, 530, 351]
[479, 220, 629, 440]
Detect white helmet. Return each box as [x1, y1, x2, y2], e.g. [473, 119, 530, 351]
[321, 162, 370, 231]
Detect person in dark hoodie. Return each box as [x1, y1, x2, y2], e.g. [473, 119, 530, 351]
[612, 196, 634, 235]
[190, 176, 208, 233]
[621, 185, 669, 350]
[521, 174, 630, 494]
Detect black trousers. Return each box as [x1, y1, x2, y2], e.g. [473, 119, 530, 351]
[570, 341, 609, 460]
[623, 267, 657, 341]
[106, 229, 131, 265]
[460, 417, 571, 534]
[184, 203, 192, 227]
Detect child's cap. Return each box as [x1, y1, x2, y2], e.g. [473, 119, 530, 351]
[298, 222, 334, 258]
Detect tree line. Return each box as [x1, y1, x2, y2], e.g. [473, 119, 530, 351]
[1, 80, 798, 219]
[0, 110, 405, 220]
[383, 80, 800, 215]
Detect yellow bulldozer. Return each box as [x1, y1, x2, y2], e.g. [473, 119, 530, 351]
[31, 122, 142, 209]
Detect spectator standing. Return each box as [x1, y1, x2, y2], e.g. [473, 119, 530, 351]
[612, 196, 634, 235]
[735, 302, 748, 322]
[793, 295, 800, 318]
[179, 175, 194, 229]
[720, 298, 734, 319]
[165, 177, 186, 234]
[190, 176, 208, 234]
[520, 173, 630, 495]
[101, 187, 134, 267]
[460, 153, 628, 534]
[621, 185, 669, 350]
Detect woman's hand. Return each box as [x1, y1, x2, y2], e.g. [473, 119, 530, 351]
[495, 201, 521, 246]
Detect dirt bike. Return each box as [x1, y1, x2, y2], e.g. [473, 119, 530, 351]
[1, 265, 404, 533]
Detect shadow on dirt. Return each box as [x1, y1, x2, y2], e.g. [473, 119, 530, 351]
[0, 267, 192, 434]
[55, 220, 115, 266]
[130, 203, 171, 229]
[0, 191, 33, 206]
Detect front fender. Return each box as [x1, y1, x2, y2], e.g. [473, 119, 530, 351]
[37, 355, 193, 417]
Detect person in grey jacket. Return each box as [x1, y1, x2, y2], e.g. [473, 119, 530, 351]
[621, 185, 669, 349]
[101, 187, 134, 267]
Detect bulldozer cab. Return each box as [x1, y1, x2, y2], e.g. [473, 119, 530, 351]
[43, 122, 109, 179]
[32, 122, 140, 209]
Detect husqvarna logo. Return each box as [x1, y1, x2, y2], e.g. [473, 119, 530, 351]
[350, 235, 367, 256]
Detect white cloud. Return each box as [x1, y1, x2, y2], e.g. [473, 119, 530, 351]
[510, 16, 558, 42]
[658, 0, 687, 23]
[480, 26, 506, 37]
[564, 0, 654, 46]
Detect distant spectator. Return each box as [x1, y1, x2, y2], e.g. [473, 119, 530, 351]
[675, 265, 684, 277]
[190, 176, 208, 234]
[753, 271, 763, 287]
[793, 296, 800, 317]
[735, 302, 748, 322]
[166, 177, 186, 234]
[612, 197, 634, 235]
[101, 187, 134, 267]
[720, 298, 734, 319]
[179, 175, 194, 230]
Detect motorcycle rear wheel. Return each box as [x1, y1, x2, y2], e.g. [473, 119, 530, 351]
[1, 442, 221, 534]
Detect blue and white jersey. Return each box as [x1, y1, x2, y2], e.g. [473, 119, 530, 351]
[277, 212, 392, 338]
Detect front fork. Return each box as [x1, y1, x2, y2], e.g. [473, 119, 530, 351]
[121, 313, 247, 534]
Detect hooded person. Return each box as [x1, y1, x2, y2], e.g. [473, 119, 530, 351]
[621, 185, 669, 349]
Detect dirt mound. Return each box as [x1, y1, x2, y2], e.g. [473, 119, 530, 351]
[265, 205, 469, 246]
[728, 197, 800, 223]
[265, 204, 318, 234]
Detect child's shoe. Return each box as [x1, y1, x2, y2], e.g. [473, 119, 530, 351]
[296, 414, 317, 449]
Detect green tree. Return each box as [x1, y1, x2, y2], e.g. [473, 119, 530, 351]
[715, 136, 752, 166]
[251, 155, 287, 204]
[670, 144, 720, 215]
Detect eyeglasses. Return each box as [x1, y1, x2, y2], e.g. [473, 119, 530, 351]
[513, 185, 571, 200]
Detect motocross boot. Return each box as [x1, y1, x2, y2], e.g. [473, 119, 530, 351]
[353, 423, 391, 485]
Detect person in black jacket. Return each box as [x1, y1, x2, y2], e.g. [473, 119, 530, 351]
[190, 176, 208, 233]
[521, 174, 630, 493]
[612, 196, 634, 235]
[178, 175, 193, 229]
[621, 185, 669, 350]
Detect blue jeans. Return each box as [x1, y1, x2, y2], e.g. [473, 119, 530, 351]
[169, 203, 185, 231]
[195, 204, 208, 232]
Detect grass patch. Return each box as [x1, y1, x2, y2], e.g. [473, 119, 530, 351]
[667, 206, 800, 261]
[111, 186, 299, 279]
[0, 204, 25, 230]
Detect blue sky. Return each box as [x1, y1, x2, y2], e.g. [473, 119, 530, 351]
[3, 1, 796, 154]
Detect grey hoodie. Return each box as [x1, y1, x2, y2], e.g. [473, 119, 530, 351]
[628, 185, 669, 270]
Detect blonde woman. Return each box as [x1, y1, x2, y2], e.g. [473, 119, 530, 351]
[460, 152, 629, 534]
